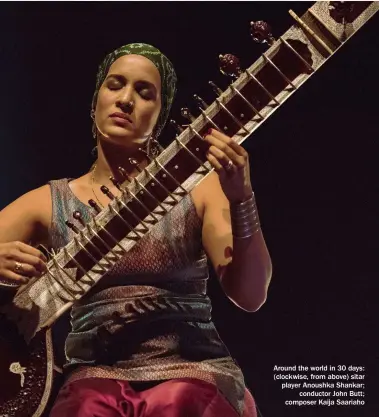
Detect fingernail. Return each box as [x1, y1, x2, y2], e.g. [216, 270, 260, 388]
[202, 128, 212, 139]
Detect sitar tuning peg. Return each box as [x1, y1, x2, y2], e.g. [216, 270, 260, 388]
[170, 119, 184, 135]
[129, 158, 143, 173]
[193, 94, 209, 110]
[138, 147, 152, 162]
[73, 210, 86, 227]
[219, 54, 243, 80]
[65, 220, 79, 233]
[88, 199, 102, 213]
[118, 166, 131, 182]
[250, 21, 275, 46]
[100, 185, 115, 200]
[109, 176, 122, 190]
[181, 107, 196, 123]
[208, 81, 223, 97]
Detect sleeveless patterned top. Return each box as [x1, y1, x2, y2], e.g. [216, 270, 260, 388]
[48, 178, 246, 415]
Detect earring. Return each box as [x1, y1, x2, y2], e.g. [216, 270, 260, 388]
[90, 109, 97, 139]
[91, 145, 98, 158]
[92, 122, 97, 139]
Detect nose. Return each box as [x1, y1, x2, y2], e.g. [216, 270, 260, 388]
[116, 87, 134, 113]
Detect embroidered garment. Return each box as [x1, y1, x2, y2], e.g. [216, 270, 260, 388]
[48, 178, 248, 416]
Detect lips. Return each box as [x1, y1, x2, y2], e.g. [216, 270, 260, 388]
[109, 112, 133, 124]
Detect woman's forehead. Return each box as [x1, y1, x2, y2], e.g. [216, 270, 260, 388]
[108, 54, 161, 85]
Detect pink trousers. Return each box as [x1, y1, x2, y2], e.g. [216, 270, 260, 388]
[49, 377, 257, 417]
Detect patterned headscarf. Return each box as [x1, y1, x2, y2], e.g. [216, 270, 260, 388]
[92, 43, 177, 138]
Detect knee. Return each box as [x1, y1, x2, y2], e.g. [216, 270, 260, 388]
[146, 378, 218, 414]
[50, 379, 115, 417]
[242, 389, 258, 417]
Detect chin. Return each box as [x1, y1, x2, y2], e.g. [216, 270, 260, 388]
[101, 128, 142, 148]
[105, 133, 135, 145]
[102, 124, 134, 138]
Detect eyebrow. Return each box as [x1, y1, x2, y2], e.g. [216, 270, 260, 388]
[105, 74, 158, 93]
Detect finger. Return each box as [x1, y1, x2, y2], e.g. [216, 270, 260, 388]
[206, 152, 224, 172]
[15, 241, 48, 263]
[207, 146, 236, 172]
[13, 260, 42, 278]
[1, 270, 28, 285]
[5, 259, 40, 278]
[206, 129, 249, 160]
[204, 134, 245, 169]
[14, 253, 47, 274]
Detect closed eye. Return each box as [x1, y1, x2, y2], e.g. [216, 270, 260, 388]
[104, 74, 158, 99]
[138, 87, 154, 100]
[135, 81, 157, 100]
[106, 75, 124, 90]
[107, 82, 122, 90]
[105, 74, 125, 90]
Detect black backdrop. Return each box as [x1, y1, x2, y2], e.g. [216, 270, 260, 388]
[0, 2, 378, 417]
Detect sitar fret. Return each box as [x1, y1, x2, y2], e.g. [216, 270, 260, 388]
[306, 8, 342, 48]
[279, 37, 315, 73]
[289, 9, 334, 56]
[245, 70, 281, 106]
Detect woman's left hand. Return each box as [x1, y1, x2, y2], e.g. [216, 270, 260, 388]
[203, 128, 253, 204]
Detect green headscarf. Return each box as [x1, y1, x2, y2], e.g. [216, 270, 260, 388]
[92, 43, 177, 138]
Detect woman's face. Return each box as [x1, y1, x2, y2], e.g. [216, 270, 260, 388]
[94, 54, 162, 148]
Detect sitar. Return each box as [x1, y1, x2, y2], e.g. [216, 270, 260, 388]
[0, 2, 378, 416]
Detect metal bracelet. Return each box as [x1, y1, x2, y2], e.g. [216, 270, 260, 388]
[231, 194, 255, 207]
[230, 192, 261, 239]
[231, 210, 259, 222]
[230, 196, 255, 210]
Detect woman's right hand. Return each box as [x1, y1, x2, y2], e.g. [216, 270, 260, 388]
[0, 241, 48, 287]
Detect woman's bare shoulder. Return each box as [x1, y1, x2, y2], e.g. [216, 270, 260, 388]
[4, 183, 52, 216]
[0, 184, 53, 244]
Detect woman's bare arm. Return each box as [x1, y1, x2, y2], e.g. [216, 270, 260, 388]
[197, 172, 272, 312]
[0, 185, 51, 284]
[0, 185, 52, 245]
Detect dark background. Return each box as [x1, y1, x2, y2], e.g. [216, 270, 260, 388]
[0, 2, 378, 416]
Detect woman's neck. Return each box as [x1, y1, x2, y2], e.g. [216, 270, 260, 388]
[93, 140, 150, 186]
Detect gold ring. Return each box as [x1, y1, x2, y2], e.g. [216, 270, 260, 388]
[14, 261, 24, 274]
